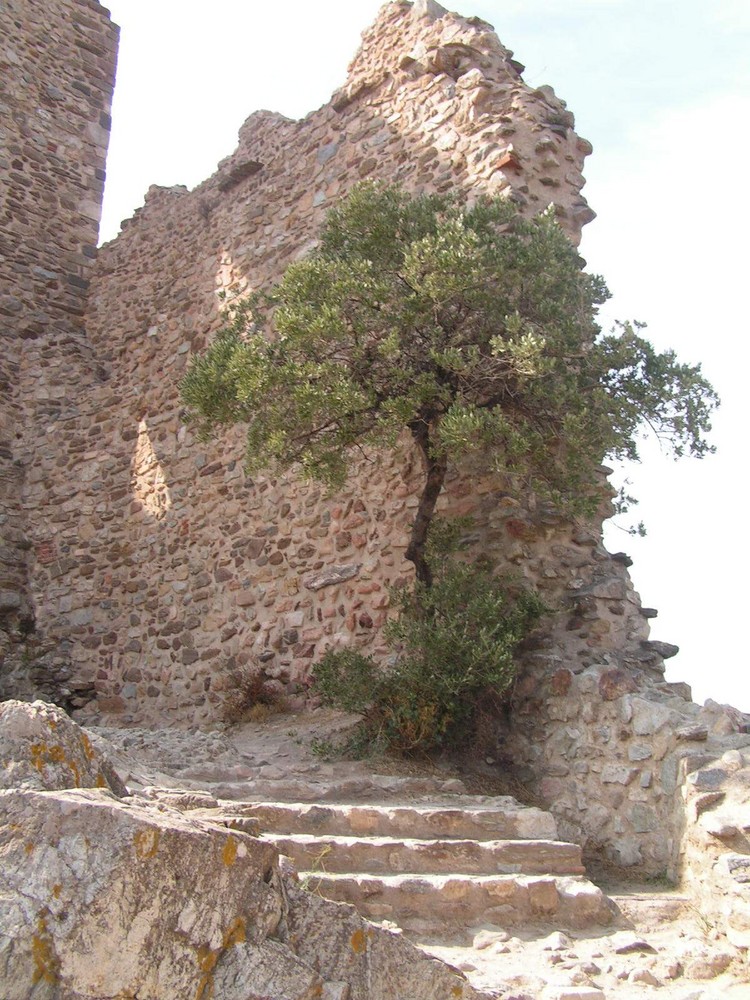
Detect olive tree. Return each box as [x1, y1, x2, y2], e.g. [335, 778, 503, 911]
[181, 182, 717, 587]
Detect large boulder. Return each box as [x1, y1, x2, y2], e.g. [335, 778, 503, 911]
[0, 699, 126, 795]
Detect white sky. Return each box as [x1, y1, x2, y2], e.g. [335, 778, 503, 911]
[100, 0, 750, 710]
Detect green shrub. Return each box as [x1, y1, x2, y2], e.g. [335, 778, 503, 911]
[312, 546, 545, 755]
[311, 648, 380, 715]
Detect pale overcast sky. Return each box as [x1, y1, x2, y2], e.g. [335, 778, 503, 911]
[100, 0, 750, 710]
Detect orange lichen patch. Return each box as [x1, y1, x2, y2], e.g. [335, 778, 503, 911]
[79, 731, 95, 761]
[32, 913, 60, 986]
[350, 928, 366, 954]
[451, 988, 463, 997]
[222, 836, 238, 867]
[52, 884, 62, 899]
[29, 741, 82, 787]
[30, 742, 61, 773]
[222, 917, 247, 949]
[24, 841, 34, 855]
[194, 917, 247, 1000]
[195, 970, 214, 1000]
[133, 827, 160, 860]
[196, 944, 216, 975]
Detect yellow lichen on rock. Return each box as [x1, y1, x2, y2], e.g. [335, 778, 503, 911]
[32, 912, 60, 986]
[29, 740, 81, 787]
[133, 827, 160, 860]
[350, 928, 366, 954]
[79, 731, 95, 761]
[222, 835, 238, 867]
[194, 917, 247, 1000]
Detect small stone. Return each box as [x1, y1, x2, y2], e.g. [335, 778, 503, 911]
[577, 963, 601, 976]
[601, 764, 638, 785]
[611, 932, 657, 954]
[641, 639, 679, 659]
[629, 968, 661, 985]
[412, 0, 447, 19]
[304, 564, 360, 591]
[473, 928, 510, 949]
[662, 960, 682, 979]
[542, 931, 571, 951]
[723, 853, 750, 882]
[676, 724, 708, 741]
[720, 749, 745, 770]
[440, 778, 466, 794]
[688, 769, 727, 790]
[598, 668, 638, 701]
[684, 951, 732, 979]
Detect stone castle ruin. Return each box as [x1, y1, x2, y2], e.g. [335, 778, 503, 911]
[2, 0, 750, 955]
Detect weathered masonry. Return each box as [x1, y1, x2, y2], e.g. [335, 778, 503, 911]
[0, 0, 118, 701]
[2, 0, 749, 881]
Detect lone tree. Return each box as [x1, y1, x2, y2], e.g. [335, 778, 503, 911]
[181, 183, 717, 587]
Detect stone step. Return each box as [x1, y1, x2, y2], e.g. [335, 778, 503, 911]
[608, 891, 691, 928]
[298, 872, 616, 936]
[263, 833, 585, 876]
[215, 798, 558, 841]
[176, 772, 470, 803]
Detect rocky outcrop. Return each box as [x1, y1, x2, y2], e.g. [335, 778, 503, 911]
[0, 701, 489, 998]
[0, 699, 125, 794]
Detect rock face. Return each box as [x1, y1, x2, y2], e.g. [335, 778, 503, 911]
[0, 701, 489, 999]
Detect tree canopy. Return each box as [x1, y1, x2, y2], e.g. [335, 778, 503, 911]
[181, 182, 718, 585]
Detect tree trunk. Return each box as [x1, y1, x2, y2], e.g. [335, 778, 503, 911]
[405, 421, 447, 588]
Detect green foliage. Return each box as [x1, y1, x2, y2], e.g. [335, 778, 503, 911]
[312, 548, 545, 755]
[181, 182, 718, 584]
[312, 647, 380, 715]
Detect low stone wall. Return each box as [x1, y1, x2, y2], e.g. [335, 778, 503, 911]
[505, 656, 750, 873]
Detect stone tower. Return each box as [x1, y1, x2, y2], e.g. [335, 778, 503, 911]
[0, 0, 118, 695]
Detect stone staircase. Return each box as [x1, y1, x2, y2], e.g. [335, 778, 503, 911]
[187, 791, 617, 945]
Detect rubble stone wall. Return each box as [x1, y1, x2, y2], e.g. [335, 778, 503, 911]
[0, 0, 118, 696]
[4, 0, 748, 875]
[18, 0, 606, 723]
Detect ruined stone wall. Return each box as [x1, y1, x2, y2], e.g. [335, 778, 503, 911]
[21, 0, 603, 723]
[6, 0, 748, 874]
[0, 0, 118, 698]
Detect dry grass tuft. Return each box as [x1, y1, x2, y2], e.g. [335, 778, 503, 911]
[222, 663, 288, 725]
